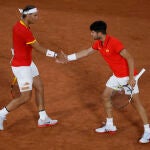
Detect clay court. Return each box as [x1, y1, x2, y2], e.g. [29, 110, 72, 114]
[0, 0, 150, 149]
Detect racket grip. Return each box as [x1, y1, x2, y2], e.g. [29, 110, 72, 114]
[135, 68, 146, 81]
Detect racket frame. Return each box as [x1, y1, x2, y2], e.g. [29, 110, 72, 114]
[112, 68, 146, 109]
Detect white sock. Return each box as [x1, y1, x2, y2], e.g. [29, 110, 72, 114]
[0, 107, 9, 117]
[39, 110, 48, 120]
[144, 124, 150, 132]
[106, 118, 113, 126]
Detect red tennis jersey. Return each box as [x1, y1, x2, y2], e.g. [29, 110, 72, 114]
[11, 20, 36, 66]
[92, 35, 137, 77]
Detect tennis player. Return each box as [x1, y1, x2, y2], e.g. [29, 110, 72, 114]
[63, 21, 150, 143]
[0, 5, 65, 130]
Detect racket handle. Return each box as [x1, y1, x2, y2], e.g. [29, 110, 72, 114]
[135, 68, 146, 81]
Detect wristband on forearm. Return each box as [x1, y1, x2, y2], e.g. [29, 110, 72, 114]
[67, 53, 77, 61]
[46, 49, 57, 57]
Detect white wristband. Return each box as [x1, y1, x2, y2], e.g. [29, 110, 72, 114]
[46, 49, 57, 57]
[67, 53, 77, 61]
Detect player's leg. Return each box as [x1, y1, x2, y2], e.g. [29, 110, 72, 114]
[0, 66, 33, 130]
[132, 94, 150, 143]
[102, 87, 114, 118]
[95, 75, 118, 133]
[31, 62, 58, 127]
[0, 91, 32, 130]
[6, 91, 32, 111]
[132, 94, 148, 124]
[33, 75, 45, 111]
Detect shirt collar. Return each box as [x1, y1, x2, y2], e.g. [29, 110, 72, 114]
[99, 34, 110, 48]
[20, 20, 29, 28]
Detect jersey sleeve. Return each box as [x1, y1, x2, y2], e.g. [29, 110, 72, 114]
[112, 38, 125, 53]
[92, 40, 99, 50]
[23, 29, 36, 45]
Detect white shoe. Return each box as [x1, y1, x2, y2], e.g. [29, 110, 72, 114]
[38, 117, 58, 128]
[95, 125, 117, 134]
[0, 116, 5, 130]
[139, 132, 150, 144]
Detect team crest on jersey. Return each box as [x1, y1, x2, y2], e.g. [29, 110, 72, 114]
[98, 47, 101, 50]
[106, 49, 110, 53]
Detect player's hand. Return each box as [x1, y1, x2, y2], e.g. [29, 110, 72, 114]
[128, 77, 136, 89]
[55, 51, 68, 64]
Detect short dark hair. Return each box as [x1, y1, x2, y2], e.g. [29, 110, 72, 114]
[90, 21, 107, 34]
[22, 5, 36, 18]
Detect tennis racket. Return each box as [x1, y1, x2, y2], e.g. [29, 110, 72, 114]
[10, 76, 20, 98]
[111, 68, 146, 109]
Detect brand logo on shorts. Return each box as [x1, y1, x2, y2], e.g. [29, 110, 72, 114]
[24, 82, 30, 86]
[21, 82, 30, 91]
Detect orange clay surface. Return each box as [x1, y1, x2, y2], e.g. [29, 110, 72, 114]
[0, 0, 150, 149]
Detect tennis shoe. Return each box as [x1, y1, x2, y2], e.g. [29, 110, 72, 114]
[139, 132, 150, 144]
[95, 124, 117, 134]
[0, 116, 5, 130]
[38, 117, 58, 128]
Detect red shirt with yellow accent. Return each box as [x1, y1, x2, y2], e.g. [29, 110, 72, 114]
[92, 35, 137, 77]
[11, 20, 36, 66]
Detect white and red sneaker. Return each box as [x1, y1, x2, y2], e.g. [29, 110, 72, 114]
[38, 117, 58, 128]
[0, 116, 6, 130]
[139, 132, 150, 144]
[95, 124, 117, 134]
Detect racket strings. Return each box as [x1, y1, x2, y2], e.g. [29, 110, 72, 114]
[122, 84, 133, 102]
[111, 68, 145, 109]
[112, 84, 134, 109]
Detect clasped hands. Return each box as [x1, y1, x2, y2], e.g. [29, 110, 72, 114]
[55, 51, 68, 64]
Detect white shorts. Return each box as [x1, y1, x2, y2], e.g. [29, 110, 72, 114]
[11, 62, 39, 92]
[106, 75, 139, 95]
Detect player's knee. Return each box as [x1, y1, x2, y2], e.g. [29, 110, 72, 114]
[102, 88, 113, 101]
[38, 85, 43, 92]
[102, 92, 111, 101]
[33, 76, 44, 92]
[35, 83, 44, 93]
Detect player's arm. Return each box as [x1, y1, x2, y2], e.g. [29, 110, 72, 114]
[67, 47, 96, 61]
[120, 49, 135, 87]
[30, 41, 57, 57]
